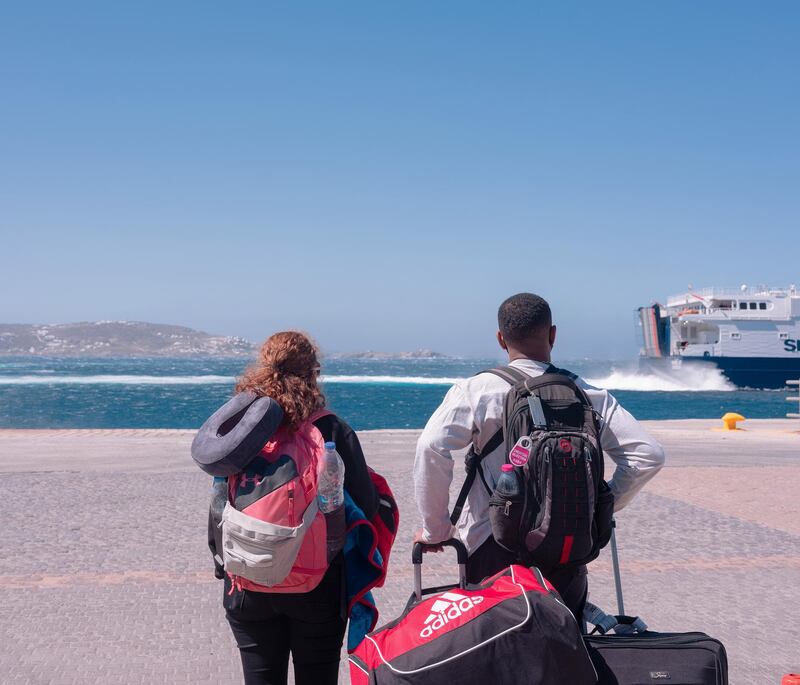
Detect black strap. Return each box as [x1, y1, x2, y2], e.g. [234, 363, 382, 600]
[547, 363, 602, 437]
[450, 442, 497, 525]
[546, 362, 582, 380]
[482, 366, 530, 386]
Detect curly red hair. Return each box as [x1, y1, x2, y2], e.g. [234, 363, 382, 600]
[235, 331, 325, 432]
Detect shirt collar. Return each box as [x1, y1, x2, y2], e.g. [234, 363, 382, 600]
[508, 358, 551, 371]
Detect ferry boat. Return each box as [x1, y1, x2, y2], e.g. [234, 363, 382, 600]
[638, 285, 800, 389]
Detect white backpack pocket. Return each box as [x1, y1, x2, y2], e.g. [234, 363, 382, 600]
[221, 497, 319, 587]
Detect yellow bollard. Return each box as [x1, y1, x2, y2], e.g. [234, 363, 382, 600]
[721, 412, 745, 430]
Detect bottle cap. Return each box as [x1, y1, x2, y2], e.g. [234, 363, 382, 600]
[501, 464, 514, 472]
[324, 441, 336, 450]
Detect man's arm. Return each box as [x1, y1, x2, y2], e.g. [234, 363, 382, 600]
[593, 390, 666, 511]
[413, 384, 476, 543]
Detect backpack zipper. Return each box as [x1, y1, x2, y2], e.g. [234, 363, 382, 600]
[584, 446, 594, 493]
[521, 444, 548, 536]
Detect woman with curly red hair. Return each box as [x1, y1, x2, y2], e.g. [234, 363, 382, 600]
[223, 331, 378, 685]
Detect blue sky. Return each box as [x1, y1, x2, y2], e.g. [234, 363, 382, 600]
[1, 2, 798, 358]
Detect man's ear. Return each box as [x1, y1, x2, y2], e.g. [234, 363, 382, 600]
[549, 325, 557, 349]
[497, 331, 508, 351]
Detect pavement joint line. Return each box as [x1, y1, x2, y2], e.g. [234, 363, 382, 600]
[3, 554, 800, 589]
[0, 571, 215, 588]
[589, 554, 800, 573]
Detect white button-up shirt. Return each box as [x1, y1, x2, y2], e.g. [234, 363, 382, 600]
[413, 358, 666, 553]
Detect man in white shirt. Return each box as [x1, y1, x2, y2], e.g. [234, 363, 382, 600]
[413, 292, 665, 618]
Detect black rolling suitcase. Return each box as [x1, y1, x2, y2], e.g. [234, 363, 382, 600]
[583, 524, 729, 685]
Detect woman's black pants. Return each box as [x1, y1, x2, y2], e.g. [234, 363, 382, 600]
[223, 560, 346, 685]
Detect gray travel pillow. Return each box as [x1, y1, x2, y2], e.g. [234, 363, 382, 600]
[191, 392, 284, 477]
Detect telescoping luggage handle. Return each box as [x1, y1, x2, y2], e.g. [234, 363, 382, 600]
[583, 518, 648, 635]
[412, 538, 468, 602]
[609, 520, 625, 616]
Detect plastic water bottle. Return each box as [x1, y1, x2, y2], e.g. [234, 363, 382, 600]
[318, 442, 346, 561]
[317, 442, 345, 513]
[496, 464, 521, 506]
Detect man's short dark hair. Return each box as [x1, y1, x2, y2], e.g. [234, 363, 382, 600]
[498, 293, 552, 343]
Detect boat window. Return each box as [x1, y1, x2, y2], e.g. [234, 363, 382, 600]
[749, 302, 757, 310]
[759, 302, 767, 310]
[678, 321, 720, 345]
[779, 332, 789, 340]
[730, 332, 741, 340]
[739, 302, 747, 310]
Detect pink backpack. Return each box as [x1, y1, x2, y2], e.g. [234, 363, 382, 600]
[221, 410, 335, 594]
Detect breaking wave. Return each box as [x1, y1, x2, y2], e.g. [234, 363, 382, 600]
[0, 368, 735, 391]
[322, 375, 462, 385]
[585, 366, 735, 392]
[0, 375, 235, 385]
[0, 374, 463, 386]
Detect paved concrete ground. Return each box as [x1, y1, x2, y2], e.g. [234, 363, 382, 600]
[0, 420, 798, 684]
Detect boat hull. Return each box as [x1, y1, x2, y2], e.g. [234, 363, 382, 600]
[640, 356, 800, 389]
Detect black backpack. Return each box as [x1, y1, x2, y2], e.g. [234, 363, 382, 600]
[451, 365, 614, 571]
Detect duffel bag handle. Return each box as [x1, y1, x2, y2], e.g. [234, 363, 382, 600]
[412, 538, 468, 601]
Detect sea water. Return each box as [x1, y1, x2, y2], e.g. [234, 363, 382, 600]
[0, 356, 792, 430]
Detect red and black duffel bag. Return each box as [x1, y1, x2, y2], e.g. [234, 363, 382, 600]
[349, 539, 597, 684]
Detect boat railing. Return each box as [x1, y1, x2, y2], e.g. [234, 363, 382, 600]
[666, 286, 795, 308]
[673, 306, 777, 316]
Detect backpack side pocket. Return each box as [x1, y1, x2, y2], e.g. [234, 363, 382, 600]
[489, 489, 524, 553]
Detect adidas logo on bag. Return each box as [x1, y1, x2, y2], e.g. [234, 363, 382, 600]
[419, 592, 485, 639]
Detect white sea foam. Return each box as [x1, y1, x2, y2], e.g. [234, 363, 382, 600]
[0, 375, 235, 385]
[321, 375, 463, 385]
[0, 368, 735, 391]
[0, 374, 463, 386]
[585, 366, 735, 392]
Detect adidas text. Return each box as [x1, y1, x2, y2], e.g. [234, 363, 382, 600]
[419, 592, 485, 639]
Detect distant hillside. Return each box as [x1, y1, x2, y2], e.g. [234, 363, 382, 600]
[329, 349, 448, 360]
[0, 322, 256, 357]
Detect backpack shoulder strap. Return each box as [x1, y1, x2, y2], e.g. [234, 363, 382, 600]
[308, 409, 334, 445]
[481, 366, 530, 386]
[541, 364, 589, 402]
[543, 364, 602, 438]
[309, 408, 333, 423]
[449, 367, 525, 526]
[544, 363, 577, 380]
[468, 366, 530, 453]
